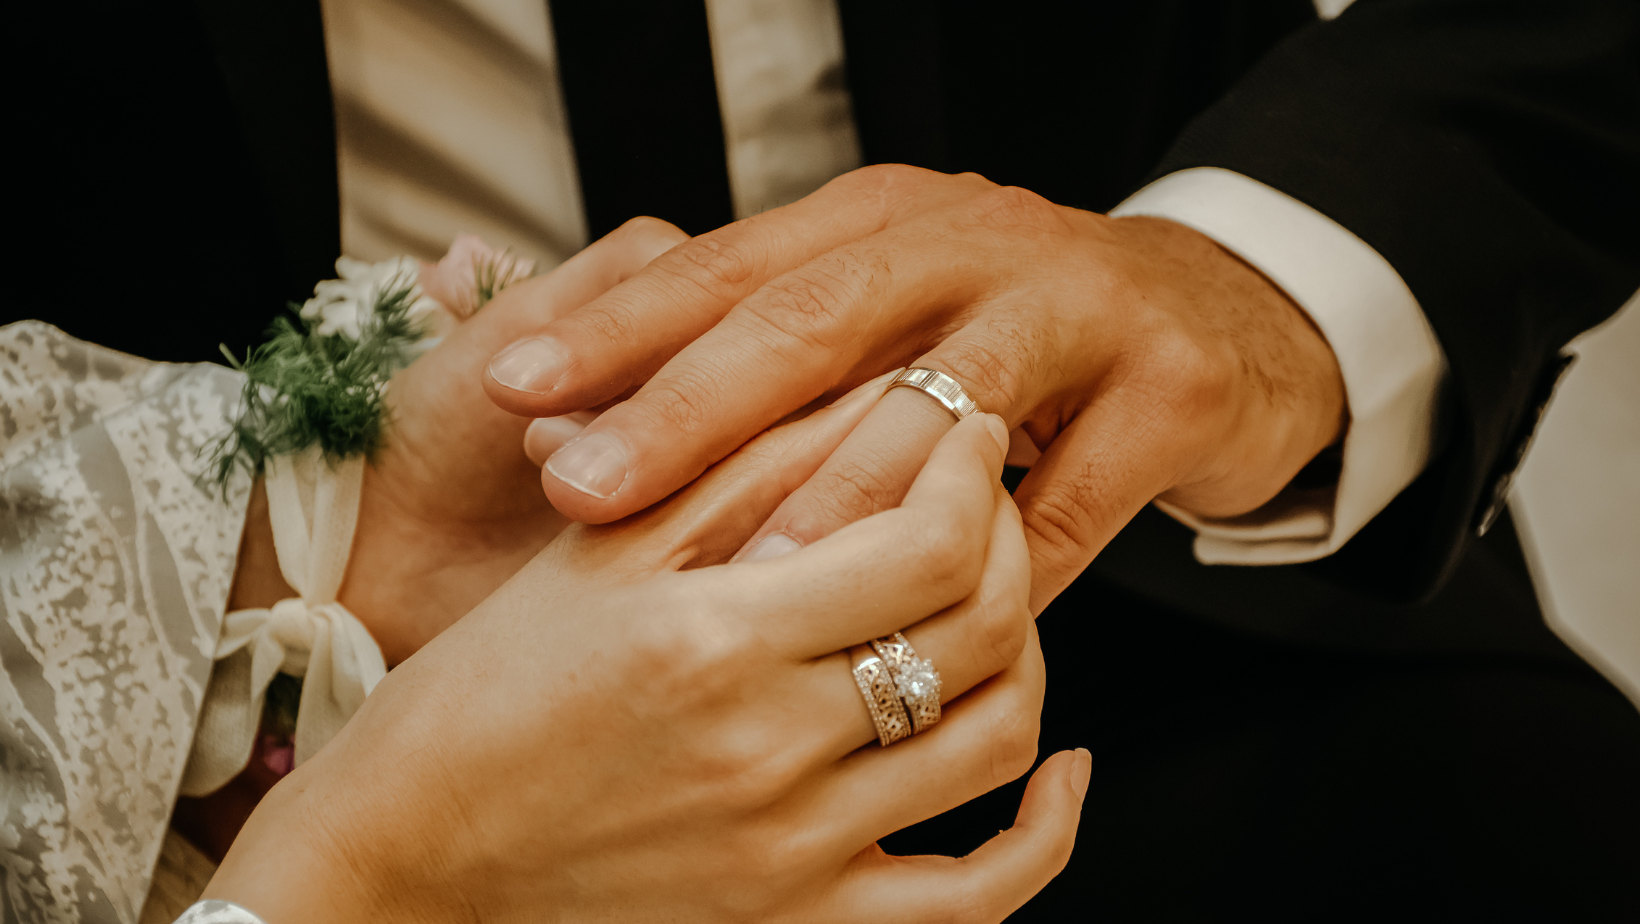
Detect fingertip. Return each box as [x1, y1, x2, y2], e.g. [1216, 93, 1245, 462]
[996, 482, 1025, 529]
[488, 336, 569, 397]
[739, 531, 803, 563]
[606, 215, 691, 259]
[524, 414, 593, 467]
[980, 412, 1010, 457]
[934, 411, 1007, 470]
[1017, 749, 1088, 828]
[1071, 747, 1092, 801]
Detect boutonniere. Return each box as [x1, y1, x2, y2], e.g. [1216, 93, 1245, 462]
[209, 236, 534, 488]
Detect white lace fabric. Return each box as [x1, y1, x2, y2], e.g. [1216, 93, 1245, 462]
[2, 323, 391, 923]
[1, 323, 251, 924]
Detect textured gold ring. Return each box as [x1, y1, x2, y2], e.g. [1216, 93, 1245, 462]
[886, 367, 979, 421]
[851, 645, 912, 746]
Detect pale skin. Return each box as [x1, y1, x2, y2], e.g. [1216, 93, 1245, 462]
[485, 166, 1348, 612]
[207, 412, 1090, 923]
[199, 223, 1086, 920]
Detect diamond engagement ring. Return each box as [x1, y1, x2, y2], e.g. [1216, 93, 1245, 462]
[886, 367, 979, 420]
[851, 632, 943, 746]
[870, 632, 943, 734]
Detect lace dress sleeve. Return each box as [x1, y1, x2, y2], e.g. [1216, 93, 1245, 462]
[1, 322, 252, 924]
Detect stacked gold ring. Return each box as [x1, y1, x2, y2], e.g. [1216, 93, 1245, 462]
[870, 632, 943, 734]
[850, 632, 943, 747]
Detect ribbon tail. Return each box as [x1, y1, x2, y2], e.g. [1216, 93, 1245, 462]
[214, 607, 271, 659]
[293, 616, 340, 767]
[265, 452, 315, 594]
[306, 454, 365, 603]
[183, 611, 294, 796]
[179, 647, 264, 796]
[291, 603, 386, 766]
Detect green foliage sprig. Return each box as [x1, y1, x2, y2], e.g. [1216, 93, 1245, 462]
[208, 279, 429, 492]
[471, 248, 529, 313]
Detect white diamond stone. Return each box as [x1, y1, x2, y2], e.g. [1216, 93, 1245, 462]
[898, 659, 940, 700]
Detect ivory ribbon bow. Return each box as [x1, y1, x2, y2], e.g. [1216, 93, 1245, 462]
[180, 447, 386, 796]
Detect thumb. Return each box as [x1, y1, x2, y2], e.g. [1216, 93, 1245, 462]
[1010, 396, 1180, 614]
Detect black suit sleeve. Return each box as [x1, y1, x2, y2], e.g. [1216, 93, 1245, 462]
[1152, 0, 1640, 600]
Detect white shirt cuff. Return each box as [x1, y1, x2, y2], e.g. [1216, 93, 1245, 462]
[1110, 167, 1448, 565]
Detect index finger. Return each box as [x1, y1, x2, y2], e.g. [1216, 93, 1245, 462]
[483, 165, 984, 418]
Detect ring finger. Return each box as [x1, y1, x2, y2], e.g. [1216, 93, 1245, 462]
[778, 484, 1033, 762]
[807, 618, 1048, 850]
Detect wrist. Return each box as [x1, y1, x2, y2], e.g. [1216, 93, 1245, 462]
[202, 760, 430, 924]
[1113, 215, 1346, 518]
[229, 480, 296, 611]
[201, 773, 360, 923]
[202, 692, 506, 924]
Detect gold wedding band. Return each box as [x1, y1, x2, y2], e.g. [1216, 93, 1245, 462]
[850, 632, 943, 747]
[851, 645, 912, 746]
[887, 368, 979, 421]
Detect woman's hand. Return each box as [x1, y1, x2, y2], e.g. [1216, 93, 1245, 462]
[483, 166, 1345, 611]
[205, 404, 1089, 923]
[334, 218, 688, 663]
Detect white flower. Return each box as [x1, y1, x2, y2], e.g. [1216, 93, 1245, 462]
[300, 255, 442, 340]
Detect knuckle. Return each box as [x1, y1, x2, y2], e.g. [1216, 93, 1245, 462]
[757, 813, 827, 881]
[807, 450, 907, 524]
[613, 215, 689, 252]
[966, 185, 1063, 235]
[572, 293, 645, 346]
[744, 261, 872, 353]
[835, 163, 950, 219]
[637, 370, 726, 437]
[901, 509, 985, 595]
[967, 588, 1030, 674]
[697, 727, 791, 810]
[663, 232, 761, 294]
[987, 708, 1040, 789]
[1018, 485, 1094, 571]
[624, 600, 745, 704]
[931, 332, 1030, 413]
[850, 162, 937, 195]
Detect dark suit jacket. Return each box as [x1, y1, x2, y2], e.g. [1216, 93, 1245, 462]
[11, 0, 1639, 647]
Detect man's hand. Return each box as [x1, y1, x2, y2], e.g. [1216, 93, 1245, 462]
[336, 218, 688, 662]
[484, 166, 1345, 612]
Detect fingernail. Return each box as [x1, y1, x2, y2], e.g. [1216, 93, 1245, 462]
[827, 368, 905, 409]
[742, 532, 802, 562]
[489, 337, 568, 394]
[524, 415, 590, 466]
[1071, 747, 1092, 799]
[546, 431, 629, 499]
[981, 413, 1010, 454]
